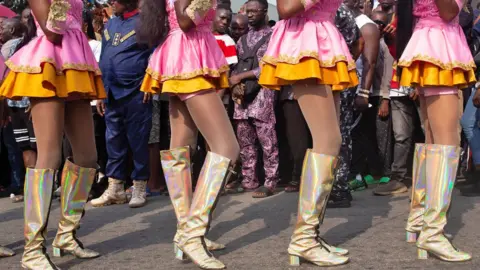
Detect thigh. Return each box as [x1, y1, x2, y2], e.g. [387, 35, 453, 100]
[294, 83, 341, 156]
[169, 95, 198, 150]
[30, 98, 65, 169]
[64, 99, 97, 168]
[425, 94, 460, 146]
[185, 91, 239, 162]
[419, 94, 434, 144]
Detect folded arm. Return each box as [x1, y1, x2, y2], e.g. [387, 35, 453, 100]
[175, 0, 213, 32]
[276, 0, 319, 19]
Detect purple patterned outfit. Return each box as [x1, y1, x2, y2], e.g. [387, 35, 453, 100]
[234, 26, 279, 190]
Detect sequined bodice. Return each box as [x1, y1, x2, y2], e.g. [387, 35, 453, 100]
[35, 0, 83, 35]
[296, 0, 342, 21]
[167, 0, 216, 31]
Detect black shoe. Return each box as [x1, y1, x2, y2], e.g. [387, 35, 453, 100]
[373, 180, 408, 196]
[327, 191, 352, 208]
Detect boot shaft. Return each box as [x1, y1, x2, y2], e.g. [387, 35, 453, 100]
[160, 146, 193, 224]
[406, 143, 427, 234]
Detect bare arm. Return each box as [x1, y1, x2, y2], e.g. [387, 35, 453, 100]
[28, 0, 52, 32]
[175, 0, 213, 32]
[276, 0, 319, 20]
[360, 24, 380, 92]
[435, 0, 462, 21]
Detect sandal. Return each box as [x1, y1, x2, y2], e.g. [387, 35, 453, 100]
[284, 181, 300, 193]
[252, 186, 274, 198]
[224, 181, 245, 194]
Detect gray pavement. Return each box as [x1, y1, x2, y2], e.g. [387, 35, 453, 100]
[1, 187, 480, 269]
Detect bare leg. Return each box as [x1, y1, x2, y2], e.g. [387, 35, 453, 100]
[23, 150, 37, 168]
[185, 91, 240, 163]
[63, 100, 97, 168]
[419, 95, 434, 144]
[294, 82, 341, 156]
[425, 94, 461, 146]
[30, 98, 65, 169]
[169, 96, 199, 150]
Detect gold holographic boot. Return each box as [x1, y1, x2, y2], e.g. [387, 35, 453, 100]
[177, 152, 233, 270]
[0, 245, 15, 257]
[22, 169, 59, 270]
[405, 144, 427, 243]
[288, 150, 349, 267]
[416, 145, 471, 262]
[52, 158, 100, 259]
[160, 147, 225, 261]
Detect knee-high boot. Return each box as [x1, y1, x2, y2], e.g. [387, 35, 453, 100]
[22, 169, 59, 270]
[52, 158, 100, 259]
[160, 146, 225, 261]
[416, 145, 471, 262]
[288, 150, 349, 267]
[405, 144, 427, 243]
[178, 151, 233, 270]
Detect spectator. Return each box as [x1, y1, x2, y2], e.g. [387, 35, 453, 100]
[92, 0, 152, 208]
[230, 13, 248, 42]
[229, 0, 279, 198]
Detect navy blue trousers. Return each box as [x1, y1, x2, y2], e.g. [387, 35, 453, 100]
[105, 91, 152, 181]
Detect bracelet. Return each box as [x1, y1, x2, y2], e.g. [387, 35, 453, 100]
[356, 88, 370, 98]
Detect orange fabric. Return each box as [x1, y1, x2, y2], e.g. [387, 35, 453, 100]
[0, 63, 106, 100]
[396, 61, 475, 89]
[258, 58, 358, 91]
[141, 72, 229, 94]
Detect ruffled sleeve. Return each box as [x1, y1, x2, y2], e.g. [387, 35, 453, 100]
[185, 0, 213, 25]
[46, 0, 71, 34]
[301, 0, 320, 11]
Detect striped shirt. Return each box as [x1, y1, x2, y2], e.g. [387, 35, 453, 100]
[214, 33, 238, 65]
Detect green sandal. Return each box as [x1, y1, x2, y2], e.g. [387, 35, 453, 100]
[348, 174, 368, 191]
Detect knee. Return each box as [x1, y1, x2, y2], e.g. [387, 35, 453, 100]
[73, 148, 98, 169]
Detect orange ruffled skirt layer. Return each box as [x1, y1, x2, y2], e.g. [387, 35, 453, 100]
[395, 61, 476, 90]
[0, 63, 106, 100]
[259, 58, 358, 91]
[140, 70, 229, 95]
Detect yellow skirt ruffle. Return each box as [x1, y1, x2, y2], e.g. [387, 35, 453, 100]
[0, 63, 105, 100]
[397, 61, 476, 89]
[141, 72, 229, 94]
[259, 58, 359, 91]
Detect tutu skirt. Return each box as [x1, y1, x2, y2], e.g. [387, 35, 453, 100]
[259, 16, 358, 91]
[141, 28, 229, 94]
[0, 29, 105, 100]
[397, 17, 476, 89]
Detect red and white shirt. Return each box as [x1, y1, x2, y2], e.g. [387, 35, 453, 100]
[214, 33, 238, 65]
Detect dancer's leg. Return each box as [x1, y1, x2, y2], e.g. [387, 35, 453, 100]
[22, 98, 64, 269]
[52, 99, 100, 259]
[288, 82, 348, 267]
[416, 91, 471, 262]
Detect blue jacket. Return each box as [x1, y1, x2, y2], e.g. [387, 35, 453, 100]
[99, 13, 152, 101]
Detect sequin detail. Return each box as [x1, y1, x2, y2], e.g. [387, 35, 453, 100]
[47, 0, 71, 31]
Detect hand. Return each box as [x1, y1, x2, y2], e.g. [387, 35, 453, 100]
[229, 75, 242, 87]
[355, 96, 369, 111]
[378, 99, 390, 118]
[409, 88, 419, 101]
[44, 29, 63, 45]
[384, 23, 396, 36]
[143, 92, 152, 103]
[96, 100, 106, 117]
[231, 84, 244, 104]
[473, 89, 480, 108]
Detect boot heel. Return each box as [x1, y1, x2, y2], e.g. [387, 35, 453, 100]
[289, 255, 300, 266]
[53, 247, 65, 257]
[406, 231, 417, 243]
[417, 248, 429, 260]
[174, 244, 186, 261]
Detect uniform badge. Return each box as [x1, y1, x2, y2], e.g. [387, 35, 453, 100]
[112, 33, 121, 46]
[104, 29, 110, 41]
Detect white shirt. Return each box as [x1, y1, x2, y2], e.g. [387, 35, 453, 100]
[89, 40, 102, 106]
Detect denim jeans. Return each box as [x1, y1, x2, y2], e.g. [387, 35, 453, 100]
[460, 88, 480, 165]
[2, 122, 24, 190]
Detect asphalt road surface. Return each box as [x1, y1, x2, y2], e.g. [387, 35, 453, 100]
[1, 187, 480, 269]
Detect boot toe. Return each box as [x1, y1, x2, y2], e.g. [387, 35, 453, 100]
[205, 238, 226, 251]
[0, 246, 15, 257]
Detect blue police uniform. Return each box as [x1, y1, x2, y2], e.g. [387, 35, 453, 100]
[100, 11, 152, 181]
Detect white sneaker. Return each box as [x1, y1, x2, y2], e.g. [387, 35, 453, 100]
[129, 180, 147, 208]
[91, 178, 127, 207]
